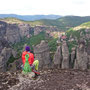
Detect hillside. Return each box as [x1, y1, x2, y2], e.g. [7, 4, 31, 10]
[65, 21, 90, 54]
[1, 16, 90, 31]
[38, 16, 90, 30]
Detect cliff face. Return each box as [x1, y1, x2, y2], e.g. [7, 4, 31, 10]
[54, 28, 90, 70]
[53, 46, 62, 68]
[0, 38, 17, 71]
[18, 23, 30, 38]
[0, 21, 31, 71]
[34, 26, 59, 35]
[0, 21, 32, 44]
[5, 24, 21, 44]
[61, 41, 69, 69]
[34, 40, 51, 69]
[0, 20, 90, 71]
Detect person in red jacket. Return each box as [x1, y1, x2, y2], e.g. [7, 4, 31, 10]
[22, 46, 39, 71]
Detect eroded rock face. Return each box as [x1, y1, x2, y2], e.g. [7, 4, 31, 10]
[74, 43, 88, 70]
[0, 37, 10, 53]
[53, 46, 62, 68]
[5, 24, 21, 44]
[70, 48, 76, 68]
[34, 26, 44, 35]
[86, 42, 90, 69]
[61, 41, 69, 69]
[0, 21, 32, 44]
[34, 26, 59, 35]
[34, 40, 51, 69]
[0, 47, 12, 71]
[18, 23, 30, 38]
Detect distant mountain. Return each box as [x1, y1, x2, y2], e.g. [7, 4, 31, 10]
[1, 16, 90, 31]
[31, 16, 90, 30]
[57, 16, 90, 27]
[0, 14, 61, 21]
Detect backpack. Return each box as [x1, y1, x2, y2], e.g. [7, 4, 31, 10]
[22, 54, 32, 74]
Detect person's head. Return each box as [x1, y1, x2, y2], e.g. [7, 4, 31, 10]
[25, 46, 30, 52]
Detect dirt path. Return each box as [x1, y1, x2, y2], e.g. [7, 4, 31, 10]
[0, 69, 90, 90]
[27, 69, 90, 90]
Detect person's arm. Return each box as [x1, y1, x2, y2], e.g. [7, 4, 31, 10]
[22, 52, 25, 65]
[31, 54, 34, 64]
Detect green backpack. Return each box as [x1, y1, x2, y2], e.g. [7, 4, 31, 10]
[22, 54, 32, 74]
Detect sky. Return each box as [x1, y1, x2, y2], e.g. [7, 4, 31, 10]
[0, 0, 90, 16]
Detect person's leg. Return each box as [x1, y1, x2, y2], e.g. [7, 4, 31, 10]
[30, 64, 35, 70]
[21, 64, 24, 70]
[33, 60, 39, 71]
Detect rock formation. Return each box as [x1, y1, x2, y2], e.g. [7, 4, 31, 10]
[70, 47, 76, 68]
[87, 42, 90, 69]
[0, 21, 32, 44]
[0, 47, 12, 71]
[0, 20, 90, 71]
[53, 46, 62, 68]
[53, 28, 90, 70]
[74, 42, 88, 70]
[5, 24, 21, 44]
[34, 25, 59, 35]
[18, 23, 30, 38]
[61, 41, 69, 69]
[34, 40, 51, 69]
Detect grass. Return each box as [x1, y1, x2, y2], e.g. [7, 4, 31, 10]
[48, 38, 58, 52]
[80, 21, 90, 27]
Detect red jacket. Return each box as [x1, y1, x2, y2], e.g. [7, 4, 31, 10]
[22, 51, 34, 65]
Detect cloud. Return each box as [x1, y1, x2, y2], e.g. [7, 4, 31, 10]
[0, 0, 90, 16]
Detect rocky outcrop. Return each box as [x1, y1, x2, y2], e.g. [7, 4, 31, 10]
[53, 41, 70, 69]
[0, 47, 12, 71]
[61, 41, 69, 69]
[34, 25, 59, 35]
[0, 47, 18, 72]
[5, 24, 21, 44]
[0, 21, 32, 44]
[18, 23, 30, 38]
[53, 46, 62, 68]
[0, 30, 18, 71]
[34, 40, 51, 69]
[53, 28, 90, 70]
[87, 42, 90, 69]
[74, 42, 88, 70]
[34, 26, 44, 35]
[70, 48, 76, 68]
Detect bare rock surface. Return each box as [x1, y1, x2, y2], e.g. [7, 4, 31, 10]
[53, 46, 62, 68]
[74, 42, 88, 70]
[61, 41, 69, 69]
[34, 40, 51, 68]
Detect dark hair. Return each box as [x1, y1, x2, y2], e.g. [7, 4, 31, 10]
[25, 46, 30, 51]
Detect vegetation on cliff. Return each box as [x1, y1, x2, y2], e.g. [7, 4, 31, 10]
[66, 22, 90, 53]
[12, 31, 57, 56]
